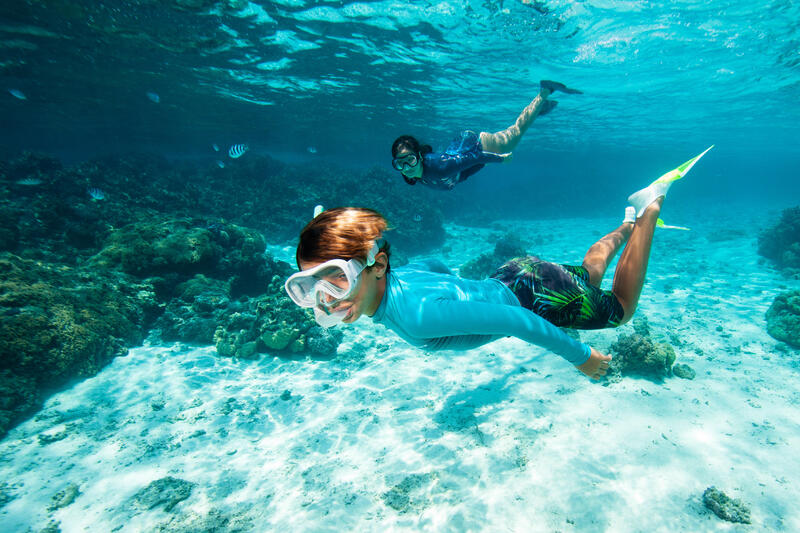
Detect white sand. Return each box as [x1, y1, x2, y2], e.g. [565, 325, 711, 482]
[1, 206, 798, 532]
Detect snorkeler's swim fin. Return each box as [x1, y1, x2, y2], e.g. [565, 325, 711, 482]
[627, 145, 714, 218]
[540, 80, 583, 95]
[538, 99, 558, 117]
[656, 218, 690, 231]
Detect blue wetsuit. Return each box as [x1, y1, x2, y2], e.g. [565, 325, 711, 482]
[419, 131, 504, 191]
[371, 260, 592, 365]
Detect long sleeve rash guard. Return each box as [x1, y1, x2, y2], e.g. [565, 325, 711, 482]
[371, 260, 591, 365]
[420, 150, 504, 190]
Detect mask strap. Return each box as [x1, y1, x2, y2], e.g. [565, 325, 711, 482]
[366, 237, 385, 266]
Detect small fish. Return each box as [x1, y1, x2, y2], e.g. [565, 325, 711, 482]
[146, 91, 160, 103]
[413, 214, 422, 222]
[8, 89, 26, 100]
[216, 160, 225, 168]
[16, 177, 42, 186]
[87, 187, 105, 200]
[307, 146, 317, 154]
[212, 143, 220, 152]
[228, 144, 248, 159]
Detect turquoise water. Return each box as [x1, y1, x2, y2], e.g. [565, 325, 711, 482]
[1, 1, 800, 531]
[2, 1, 799, 166]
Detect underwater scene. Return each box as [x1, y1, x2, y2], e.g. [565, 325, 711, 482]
[1, 1, 799, 531]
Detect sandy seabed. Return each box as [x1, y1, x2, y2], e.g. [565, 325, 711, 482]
[1, 205, 798, 532]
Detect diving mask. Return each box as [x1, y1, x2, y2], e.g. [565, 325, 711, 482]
[285, 240, 381, 327]
[392, 153, 419, 171]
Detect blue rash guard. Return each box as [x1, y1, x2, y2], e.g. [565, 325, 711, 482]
[419, 131, 504, 191]
[371, 260, 592, 365]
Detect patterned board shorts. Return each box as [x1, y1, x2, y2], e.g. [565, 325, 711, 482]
[491, 255, 625, 330]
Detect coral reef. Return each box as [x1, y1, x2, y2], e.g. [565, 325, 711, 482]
[2, 152, 404, 436]
[459, 232, 527, 279]
[765, 289, 800, 348]
[0, 253, 159, 437]
[702, 486, 751, 524]
[758, 206, 800, 278]
[608, 333, 677, 381]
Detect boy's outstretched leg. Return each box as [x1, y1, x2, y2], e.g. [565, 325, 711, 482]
[612, 146, 713, 323]
[611, 199, 661, 323]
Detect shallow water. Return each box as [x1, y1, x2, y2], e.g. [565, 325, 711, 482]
[2, 1, 800, 531]
[2, 210, 799, 531]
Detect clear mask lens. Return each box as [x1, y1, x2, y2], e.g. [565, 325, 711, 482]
[286, 262, 357, 308]
[392, 154, 418, 171]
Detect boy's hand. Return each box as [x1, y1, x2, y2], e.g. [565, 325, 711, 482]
[577, 347, 611, 380]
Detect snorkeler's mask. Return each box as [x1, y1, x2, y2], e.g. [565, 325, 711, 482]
[391, 153, 420, 171]
[285, 240, 381, 327]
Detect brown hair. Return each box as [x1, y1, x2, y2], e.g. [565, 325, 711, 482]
[296, 207, 391, 269]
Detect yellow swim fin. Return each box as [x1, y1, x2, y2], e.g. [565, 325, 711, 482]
[656, 218, 690, 231]
[628, 145, 714, 217]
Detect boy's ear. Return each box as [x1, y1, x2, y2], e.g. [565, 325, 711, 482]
[374, 251, 388, 277]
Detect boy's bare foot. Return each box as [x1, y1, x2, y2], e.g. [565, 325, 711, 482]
[577, 347, 611, 380]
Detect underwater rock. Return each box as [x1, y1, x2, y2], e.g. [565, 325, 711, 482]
[460, 232, 527, 279]
[0, 482, 17, 509]
[765, 289, 800, 348]
[38, 428, 69, 445]
[132, 477, 195, 512]
[758, 206, 800, 277]
[702, 486, 751, 524]
[672, 363, 696, 380]
[382, 472, 438, 514]
[306, 326, 343, 356]
[608, 334, 676, 380]
[155, 508, 254, 533]
[48, 483, 81, 511]
[0, 370, 39, 439]
[40, 521, 61, 533]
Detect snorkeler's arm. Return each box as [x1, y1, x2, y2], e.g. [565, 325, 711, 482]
[409, 259, 454, 275]
[410, 298, 591, 365]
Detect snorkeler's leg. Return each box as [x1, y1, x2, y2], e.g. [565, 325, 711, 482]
[479, 88, 552, 154]
[581, 207, 636, 286]
[611, 198, 662, 323]
[581, 223, 634, 287]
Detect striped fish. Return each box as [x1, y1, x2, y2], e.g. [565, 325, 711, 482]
[228, 144, 249, 159]
[87, 187, 105, 200]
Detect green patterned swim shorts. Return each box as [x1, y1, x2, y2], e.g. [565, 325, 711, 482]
[491, 255, 624, 330]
